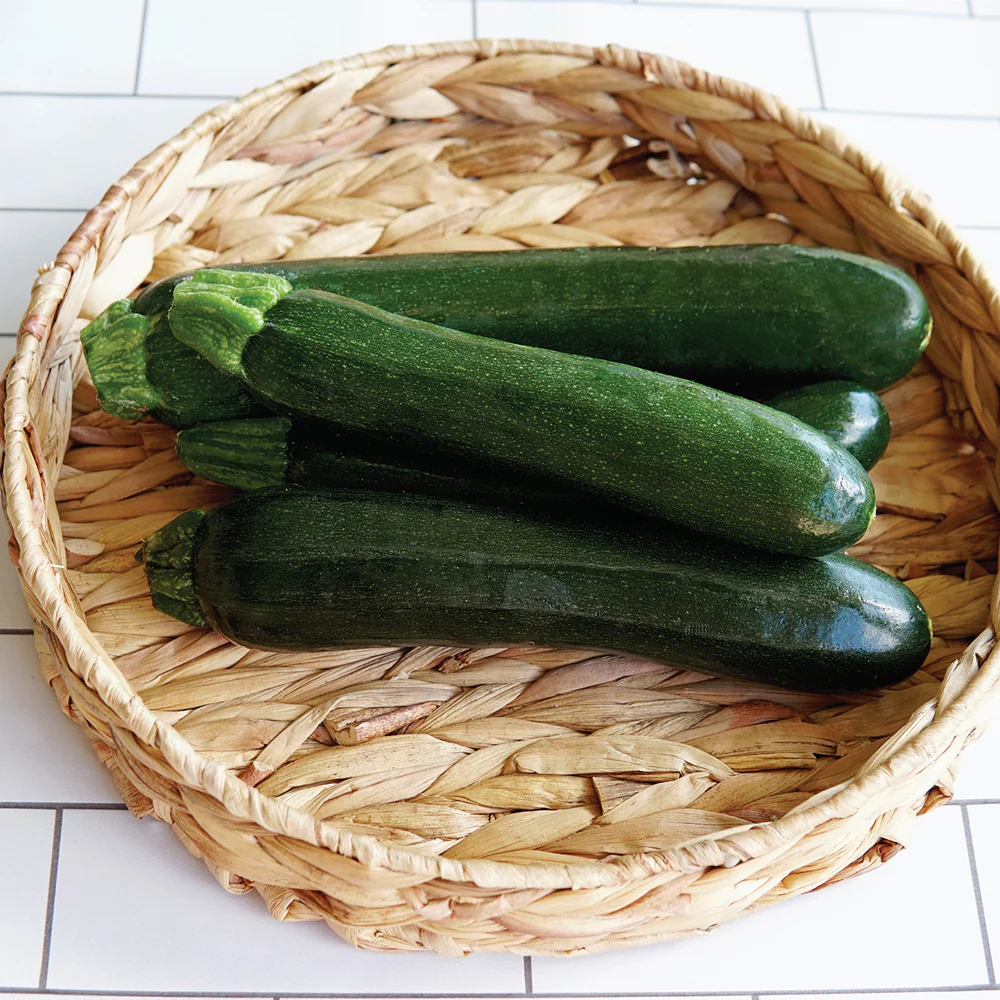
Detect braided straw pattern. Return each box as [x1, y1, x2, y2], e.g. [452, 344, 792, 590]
[3, 39, 1000, 956]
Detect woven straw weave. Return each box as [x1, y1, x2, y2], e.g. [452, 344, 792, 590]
[3, 40, 1000, 957]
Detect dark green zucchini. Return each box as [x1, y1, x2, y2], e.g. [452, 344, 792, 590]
[84, 245, 931, 426]
[141, 487, 931, 693]
[175, 394, 886, 502]
[176, 415, 561, 501]
[767, 381, 891, 470]
[168, 271, 876, 556]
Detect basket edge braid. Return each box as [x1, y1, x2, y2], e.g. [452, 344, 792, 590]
[4, 38, 1000, 897]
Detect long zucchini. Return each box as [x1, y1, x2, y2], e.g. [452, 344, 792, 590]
[168, 271, 876, 556]
[83, 245, 931, 427]
[176, 415, 559, 501]
[141, 487, 930, 693]
[176, 376, 892, 492]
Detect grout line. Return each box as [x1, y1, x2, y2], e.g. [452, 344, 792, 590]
[2, 986, 998, 998]
[963, 805, 997, 984]
[523, 957, 533, 995]
[803, 106, 1000, 122]
[0, 207, 90, 214]
[0, 993, 541, 998]
[0, 91, 234, 100]
[36, 809, 63, 989]
[472, 0, 479, 36]
[488, 0, 1000, 16]
[61, 796, 1000, 816]
[133, 0, 151, 95]
[0, 802, 128, 810]
[804, 11, 826, 110]
[969, 0, 977, 12]
[0, 627, 34, 634]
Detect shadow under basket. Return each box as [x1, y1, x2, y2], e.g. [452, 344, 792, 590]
[4, 39, 1000, 957]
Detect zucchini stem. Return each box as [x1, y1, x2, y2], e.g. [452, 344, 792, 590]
[139, 508, 209, 627]
[176, 417, 293, 490]
[169, 269, 292, 376]
[80, 299, 163, 420]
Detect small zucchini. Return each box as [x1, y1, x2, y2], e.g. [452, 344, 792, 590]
[141, 487, 931, 693]
[168, 270, 876, 557]
[767, 381, 891, 470]
[83, 245, 931, 427]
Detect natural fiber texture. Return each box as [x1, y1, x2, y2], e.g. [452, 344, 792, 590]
[3, 39, 1000, 956]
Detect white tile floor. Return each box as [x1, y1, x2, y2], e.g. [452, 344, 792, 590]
[0, 212, 85, 332]
[532, 807, 989, 994]
[476, 2, 822, 105]
[46, 811, 525, 994]
[0, 96, 219, 209]
[0, 1, 146, 95]
[810, 12, 1000, 117]
[810, 112, 1000, 229]
[0, 810, 57, 989]
[3, 1, 1000, 995]
[0, 636, 121, 804]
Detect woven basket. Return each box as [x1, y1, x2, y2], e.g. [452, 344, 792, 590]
[4, 39, 1000, 958]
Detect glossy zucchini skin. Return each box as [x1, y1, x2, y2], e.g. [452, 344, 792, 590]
[168, 275, 876, 557]
[141, 488, 931, 693]
[138, 246, 931, 393]
[178, 394, 890, 497]
[96, 245, 932, 427]
[767, 381, 891, 470]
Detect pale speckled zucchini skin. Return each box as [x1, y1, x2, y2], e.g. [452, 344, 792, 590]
[169, 275, 876, 557]
[141, 487, 931, 693]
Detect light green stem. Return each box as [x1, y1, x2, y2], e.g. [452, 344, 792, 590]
[139, 508, 208, 627]
[176, 417, 292, 490]
[80, 299, 163, 420]
[168, 269, 292, 376]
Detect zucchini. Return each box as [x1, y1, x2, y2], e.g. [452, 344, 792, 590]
[85, 245, 931, 427]
[176, 415, 562, 501]
[767, 381, 890, 470]
[168, 271, 876, 556]
[141, 487, 931, 693]
[176, 391, 888, 499]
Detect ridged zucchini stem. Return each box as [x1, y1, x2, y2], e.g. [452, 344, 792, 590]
[168, 269, 293, 376]
[139, 508, 208, 627]
[176, 417, 293, 490]
[79, 299, 163, 420]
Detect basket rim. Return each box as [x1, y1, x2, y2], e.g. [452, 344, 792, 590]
[4, 37, 1000, 891]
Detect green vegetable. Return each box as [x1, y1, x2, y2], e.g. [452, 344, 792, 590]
[176, 415, 560, 502]
[79, 301, 265, 427]
[141, 487, 931, 693]
[86, 245, 931, 427]
[168, 271, 876, 556]
[178, 379, 891, 490]
[767, 381, 891, 470]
